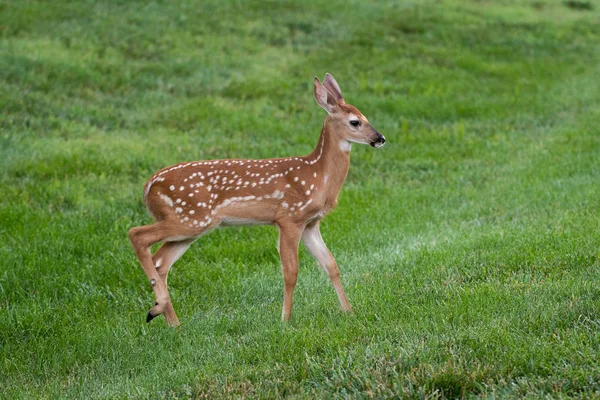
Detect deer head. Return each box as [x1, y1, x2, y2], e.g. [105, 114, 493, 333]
[314, 73, 386, 149]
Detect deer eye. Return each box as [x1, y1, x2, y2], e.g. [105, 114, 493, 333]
[350, 120, 360, 127]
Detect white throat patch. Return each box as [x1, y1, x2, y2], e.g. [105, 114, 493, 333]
[339, 140, 352, 152]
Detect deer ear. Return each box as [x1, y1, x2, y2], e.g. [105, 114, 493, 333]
[314, 77, 338, 114]
[323, 73, 344, 104]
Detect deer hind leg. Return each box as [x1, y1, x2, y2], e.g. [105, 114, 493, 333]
[128, 222, 194, 327]
[152, 239, 194, 285]
[277, 223, 303, 321]
[301, 222, 352, 313]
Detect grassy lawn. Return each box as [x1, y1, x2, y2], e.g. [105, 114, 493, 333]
[2, 0, 600, 397]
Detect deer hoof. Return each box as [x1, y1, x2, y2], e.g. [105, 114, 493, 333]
[146, 311, 157, 323]
[146, 302, 160, 323]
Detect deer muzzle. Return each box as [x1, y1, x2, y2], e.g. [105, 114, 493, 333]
[370, 127, 386, 148]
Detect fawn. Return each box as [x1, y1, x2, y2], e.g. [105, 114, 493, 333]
[129, 74, 386, 326]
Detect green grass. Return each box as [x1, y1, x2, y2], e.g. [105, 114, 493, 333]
[2, 0, 600, 398]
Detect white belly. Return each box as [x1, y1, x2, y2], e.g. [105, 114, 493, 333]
[220, 216, 272, 226]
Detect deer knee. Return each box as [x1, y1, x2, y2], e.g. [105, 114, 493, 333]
[128, 227, 142, 243]
[283, 271, 298, 288]
[323, 263, 340, 280]
[284, 277, 297, 288]
[129, 226, 151, 248]
[330, 269, 340, 280]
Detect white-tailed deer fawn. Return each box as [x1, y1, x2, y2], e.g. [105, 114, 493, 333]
[129, 73, 386, 326]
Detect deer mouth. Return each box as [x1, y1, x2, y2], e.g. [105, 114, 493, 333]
[370, 133, 386, 148]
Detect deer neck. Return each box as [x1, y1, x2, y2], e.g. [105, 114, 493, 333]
[308, 118, 351, 207]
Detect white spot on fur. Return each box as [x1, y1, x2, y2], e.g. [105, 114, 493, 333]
[299, 199, 313, 210]
[159, 194, 174, 207]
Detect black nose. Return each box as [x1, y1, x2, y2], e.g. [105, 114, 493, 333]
[370, 132, 386, 148]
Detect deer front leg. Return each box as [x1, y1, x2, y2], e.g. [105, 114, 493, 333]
[129, 223, 189, 327]
[152, 239, 194, 285]
[302, 222, 352, 313]
[277, 223, 303, 321]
